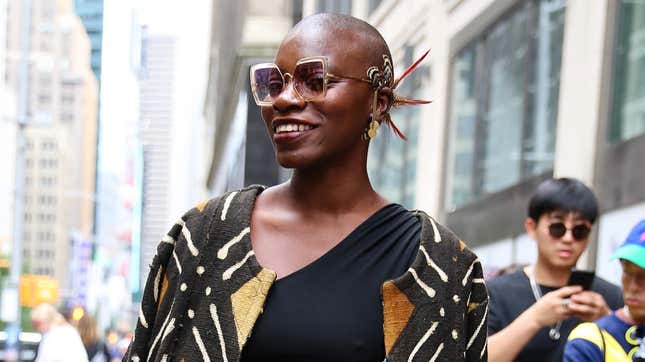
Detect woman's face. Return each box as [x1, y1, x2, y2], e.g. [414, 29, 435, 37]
[260, 32, 374, 169]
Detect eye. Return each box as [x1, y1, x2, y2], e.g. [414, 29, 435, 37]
[268, 81, 283, 93]
[266, 75, 284, 96]
[304, 75, 324, 92]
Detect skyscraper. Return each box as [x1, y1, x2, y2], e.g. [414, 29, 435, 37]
[73, 0, 103, 81]
[5, 0, 98, 294]
[0, 0, 16, 258]
[138, 33, 176, 289]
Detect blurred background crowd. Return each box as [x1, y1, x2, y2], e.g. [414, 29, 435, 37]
[0, 0, 644, 360]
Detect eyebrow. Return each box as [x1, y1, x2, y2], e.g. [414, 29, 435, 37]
[548, 211, 589, 222]
[548, 212, 565, 219]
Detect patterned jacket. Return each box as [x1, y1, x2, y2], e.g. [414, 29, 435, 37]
[124, 185, 488, 361]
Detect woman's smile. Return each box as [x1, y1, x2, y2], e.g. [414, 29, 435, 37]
[271, 118, 319, 146]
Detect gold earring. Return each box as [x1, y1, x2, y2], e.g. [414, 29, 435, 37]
[367, 119, 380, 139]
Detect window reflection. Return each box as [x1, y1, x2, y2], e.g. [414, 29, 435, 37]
[446, 0, 565, 210]
[611, 0, 645, 142]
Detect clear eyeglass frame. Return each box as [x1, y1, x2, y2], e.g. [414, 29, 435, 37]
[249, 56, 371, 106]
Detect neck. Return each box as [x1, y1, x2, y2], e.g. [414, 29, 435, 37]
[287, 154, 386, 214]
[621, 306, 645, 326]
[532, 259, 571, 286]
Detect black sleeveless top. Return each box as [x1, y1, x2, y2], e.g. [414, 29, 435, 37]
[240, 204, 421, 362]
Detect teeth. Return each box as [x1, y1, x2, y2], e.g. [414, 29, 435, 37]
[275, 123, 313, 133]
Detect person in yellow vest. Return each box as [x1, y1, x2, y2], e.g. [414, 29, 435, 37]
[564, 219, 645, 361]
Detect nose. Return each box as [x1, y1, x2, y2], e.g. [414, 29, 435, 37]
[560, 228, 574, 243]
[272, 73, 306, 112]
[625, 277, 639, 294]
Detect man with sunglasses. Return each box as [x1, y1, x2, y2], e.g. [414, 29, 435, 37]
[487, 178, 623, 362]
[564, 220, 645, 361]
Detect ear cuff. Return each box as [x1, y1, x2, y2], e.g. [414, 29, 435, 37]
[363, 50, 432, 141]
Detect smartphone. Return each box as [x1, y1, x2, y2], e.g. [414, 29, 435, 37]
[567, 269, 595, 290]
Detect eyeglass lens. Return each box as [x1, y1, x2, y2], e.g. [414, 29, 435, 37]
[252, 67, 284, 103]
[548, 223, 590, 241]
[252, 60, 325, 104]
[293, 61, 325, 99]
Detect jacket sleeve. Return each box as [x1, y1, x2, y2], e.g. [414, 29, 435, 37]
[122, 219, 181, 362]
[122, 198, 213, 362]
[464, 257, 489, 361]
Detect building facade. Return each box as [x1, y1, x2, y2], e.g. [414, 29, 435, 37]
[138, 33, 176, 290]
[360, 0, 645, 283]
[5, 0, 98, 293]
[73, 0, 103, 81]
[0, 0, 16, 258]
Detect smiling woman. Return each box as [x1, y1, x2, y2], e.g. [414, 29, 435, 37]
[124, 13, 488, 362]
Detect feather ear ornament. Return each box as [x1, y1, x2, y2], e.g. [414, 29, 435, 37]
[374, 49, 432, 141]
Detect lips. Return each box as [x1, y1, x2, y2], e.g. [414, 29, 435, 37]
[626, 298, 641, 308]
[271, 119, 318, 144]
[557, 249, 573, 258]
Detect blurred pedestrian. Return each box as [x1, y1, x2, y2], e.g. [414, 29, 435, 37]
[30, 303, 88, 362]
[77, 314, 111, 362]
[487, 178, 623, 362]
[564, 219, 645, 361]
[124, 12, 487, 362]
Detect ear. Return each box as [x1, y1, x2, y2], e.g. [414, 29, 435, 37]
[525, 217, 538, 240]
[374, 87, 393, 121]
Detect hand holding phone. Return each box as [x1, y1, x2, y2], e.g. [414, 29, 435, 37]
[567, 269, 595, 290]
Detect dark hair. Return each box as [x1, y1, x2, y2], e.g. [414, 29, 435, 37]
[528, 178, 599, 223]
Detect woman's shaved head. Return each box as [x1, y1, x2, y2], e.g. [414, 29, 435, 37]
[282, 13, 393, 79]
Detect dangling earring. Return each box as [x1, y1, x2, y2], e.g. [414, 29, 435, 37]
[364, 90, 380, 140]
[367, 119, 379, 139]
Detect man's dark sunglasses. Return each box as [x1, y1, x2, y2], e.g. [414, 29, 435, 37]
[548, 222, 591, 241]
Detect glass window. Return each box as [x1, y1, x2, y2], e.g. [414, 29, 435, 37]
[610, 0, 645, 142]
[446, 46, 477, 208]
[481, 6, 528, 193]
[368, 0, 383, 14]
[316, 0, 352, 15]
[446, 0, 566, 210]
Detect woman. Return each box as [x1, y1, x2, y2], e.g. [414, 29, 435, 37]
[78, 314, 111, 362]
[30, 303, 88, 362]
[125, 13, 487, 362]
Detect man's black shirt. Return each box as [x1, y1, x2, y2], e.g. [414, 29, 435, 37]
[487, 269, 623, 362]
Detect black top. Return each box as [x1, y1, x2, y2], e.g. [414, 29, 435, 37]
[86, 340, 110, 361]
[487, 269, 623, 362]
[240, 204, 421, 362]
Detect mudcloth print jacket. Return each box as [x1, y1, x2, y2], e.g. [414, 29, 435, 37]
[124, 185, 488, 362]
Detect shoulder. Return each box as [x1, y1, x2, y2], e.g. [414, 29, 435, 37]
[174, 185, 264, 244]
[152, 185, 264, 276]
[591, 276, 623, 307]
[564, 323, 604, 362]
[592, 276, 621, 293]
[414, 211, 478, 266]
[569, 322, 603, 342]
[180, 185, 264, 226]
[487, 270, 527, 293]
[413, 211, 487, 302]
[594, 313, 619, 330]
